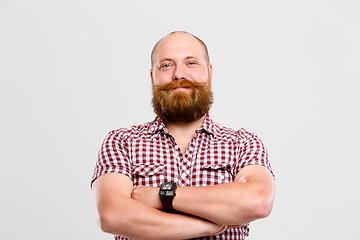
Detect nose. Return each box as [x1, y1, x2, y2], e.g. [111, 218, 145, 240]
[173, 65, 187, 81]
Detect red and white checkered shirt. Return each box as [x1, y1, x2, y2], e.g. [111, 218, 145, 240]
[92, 115, 273, 240]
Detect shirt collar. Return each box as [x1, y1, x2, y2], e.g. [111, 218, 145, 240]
[149, 114, 216, 136]
[199, 114, 216, 136]
[147, 116, 169, 135]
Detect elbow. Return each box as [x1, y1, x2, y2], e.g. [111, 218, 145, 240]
[229, 194, 274, 225]
[97, 211, 115, 233]
[97, 210, 124, 234]
[97, 209, 134, 236]
[252, 194, 274, 219]
[253, 199, 273, 219]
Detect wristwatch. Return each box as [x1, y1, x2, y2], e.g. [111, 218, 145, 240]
[159, 182, 177, 212]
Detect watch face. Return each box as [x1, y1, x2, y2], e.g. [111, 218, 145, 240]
[165, 191, 174, 196]
[162, 183, 172, 190]
[160, 190, 174, 196]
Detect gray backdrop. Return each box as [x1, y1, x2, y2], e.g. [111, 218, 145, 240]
[1, 0, 359, 239]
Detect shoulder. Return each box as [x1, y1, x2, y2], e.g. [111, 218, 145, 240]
[235, 128, 261, 141]
[105, 119, 158, 142]
[212, 120, 256, 143]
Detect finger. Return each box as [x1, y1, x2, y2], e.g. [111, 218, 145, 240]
[235, 176, 247, 183]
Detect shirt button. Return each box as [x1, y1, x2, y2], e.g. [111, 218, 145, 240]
[219, 175, 225, 180]
[181, 172, 187, 179]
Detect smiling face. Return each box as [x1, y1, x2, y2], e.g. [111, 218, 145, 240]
[150, 32, 214, 122]
[151, 32, 213, 89]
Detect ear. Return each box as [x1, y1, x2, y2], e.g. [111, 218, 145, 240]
[208, 64, 213, 84]
[150, 69, 154, 84]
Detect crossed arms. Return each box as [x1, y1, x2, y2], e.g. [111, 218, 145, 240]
[92, 164, 275, 240]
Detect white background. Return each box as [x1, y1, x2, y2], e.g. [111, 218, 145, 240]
[1, 0, 359, 239]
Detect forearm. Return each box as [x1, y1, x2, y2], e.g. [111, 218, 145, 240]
[172, 166, 275, 225]
[131, 166, 275, 227]
[173, 181, 273, 225]
[97, 195, 224, 240]
[93, 173, 225, 239]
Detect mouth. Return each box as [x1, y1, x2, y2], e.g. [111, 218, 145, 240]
[172, 86, 191, 92]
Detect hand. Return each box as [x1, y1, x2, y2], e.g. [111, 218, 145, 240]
[204, 221, 228, 236]
[234, 176, 247, 183]
[226, 224, 242, 229]
[131, 186, 163, 209]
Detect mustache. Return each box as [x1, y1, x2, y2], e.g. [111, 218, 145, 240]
[153, 79, 209, 92]
[152, 78, 213, 122]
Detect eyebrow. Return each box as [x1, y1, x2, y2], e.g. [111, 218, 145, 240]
[159, 58, 173, 63]
[159, 56, 200, 63]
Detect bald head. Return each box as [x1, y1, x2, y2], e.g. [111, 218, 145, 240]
[151, 31, 210, 68]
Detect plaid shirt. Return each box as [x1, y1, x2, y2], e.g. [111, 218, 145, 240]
[92, 115, 273, 240]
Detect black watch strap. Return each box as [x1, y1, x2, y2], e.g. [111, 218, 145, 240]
[159, 182, 177, 211]
[161, 196, 174, 210]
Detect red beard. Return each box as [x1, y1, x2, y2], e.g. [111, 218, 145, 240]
[152, 79, 213, 122]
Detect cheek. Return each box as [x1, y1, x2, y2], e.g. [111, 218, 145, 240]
[190, 69, 209, 82]
[154, 71, 173, 85]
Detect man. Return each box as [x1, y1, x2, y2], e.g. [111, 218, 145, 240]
[91, 31, 275, 240]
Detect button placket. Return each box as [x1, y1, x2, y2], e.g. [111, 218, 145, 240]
[177, 131, 202, 186]
[179, 157, 191, 186]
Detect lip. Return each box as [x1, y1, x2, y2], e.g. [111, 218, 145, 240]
[172, 87, 190, 92]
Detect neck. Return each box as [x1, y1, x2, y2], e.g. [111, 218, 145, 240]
[165, 115, 206, 136]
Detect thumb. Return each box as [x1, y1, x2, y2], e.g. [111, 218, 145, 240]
[235, 176, 247, 183]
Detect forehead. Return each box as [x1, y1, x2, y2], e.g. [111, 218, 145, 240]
[153, 33, 206, 63]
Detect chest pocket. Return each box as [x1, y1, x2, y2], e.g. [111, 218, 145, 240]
[132, 163, 165, 187]
[196, 163, 233, 186]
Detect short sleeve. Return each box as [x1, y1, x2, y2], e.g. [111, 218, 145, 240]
[232, 129, 274, 178]
[90, 130, 132, 188]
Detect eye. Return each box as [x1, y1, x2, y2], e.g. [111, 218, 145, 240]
[188, 61, 198, 66]
[160, 63, 171, 69]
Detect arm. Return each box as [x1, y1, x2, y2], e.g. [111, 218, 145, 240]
[132, 165, 275, 226]
[174, 165, 275, 225]
[92, 173, 227, 240]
